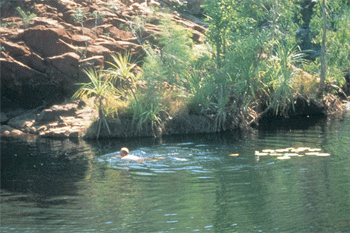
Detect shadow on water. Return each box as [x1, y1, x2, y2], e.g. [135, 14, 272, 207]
[1, 137, 93, 200]
[258, 114, 327, 131]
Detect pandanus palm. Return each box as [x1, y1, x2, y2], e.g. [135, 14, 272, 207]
[106, 52, 139, 106]
[73, 67, 112, 138]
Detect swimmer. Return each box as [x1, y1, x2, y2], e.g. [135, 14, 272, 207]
[120, 147, 143, 161]
[113, 147, 163, 162]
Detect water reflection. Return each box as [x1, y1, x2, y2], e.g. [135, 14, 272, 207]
[1, 113, 350, 232]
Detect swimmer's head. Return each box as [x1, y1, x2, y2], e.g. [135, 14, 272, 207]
[120, 147, 129, 157]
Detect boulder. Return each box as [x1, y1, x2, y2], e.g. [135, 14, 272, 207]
[36, 101, 79, 125]
[20, 26, 74, 57]
[0, 53, 63, 109]
[46, 52, 80, 79]
[3, 100, 97, 138]
[0, 40, 48, 73]
[0, 125, 25, 136]
[79, 56, 105, 69]
[0, 40, 30, 57]
[0, 112, 9, 124]
[16, 53, 47, 73]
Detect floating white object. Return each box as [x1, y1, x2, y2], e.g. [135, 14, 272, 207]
[308, 148, 322, 152]
[305, 152, 319, 156]
[269, 153, 283, 156]
[255, 151, 269, 156]
[262, 149, 275, 153]
[284, 153, 299, 157]
[292, 147, 309, 152]
[275, 149, 289, 152]
[174, 157, 188, 161]
[316, 153, 330, 157]
[277, 156, 291, 160]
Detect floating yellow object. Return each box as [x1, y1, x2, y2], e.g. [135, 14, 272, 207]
[316, 153, 330, 157]
[229, 153, 239, 157]
[277, 156, 291, 160]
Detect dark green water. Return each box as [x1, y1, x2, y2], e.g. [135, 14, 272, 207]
[1, 113, 350, 232]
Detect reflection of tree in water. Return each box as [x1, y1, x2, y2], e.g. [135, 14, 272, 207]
[213, 163, 272, 232]
[85, 167, 144, 229]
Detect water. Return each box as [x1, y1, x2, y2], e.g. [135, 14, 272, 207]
[1, 113, 350, 232]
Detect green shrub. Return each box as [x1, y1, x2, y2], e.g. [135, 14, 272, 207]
[16, 7, 36, 28]
[265, 42, 306, 115]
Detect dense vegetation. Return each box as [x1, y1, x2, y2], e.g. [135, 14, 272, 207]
[73, 0, 350, 137]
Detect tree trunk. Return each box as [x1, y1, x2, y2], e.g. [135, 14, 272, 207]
[318, 0, 327, 98]
[216, 27, 221, 69]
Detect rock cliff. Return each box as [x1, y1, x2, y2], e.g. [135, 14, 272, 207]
[0, 0, 207, 138]
[1, 0, 205, 110]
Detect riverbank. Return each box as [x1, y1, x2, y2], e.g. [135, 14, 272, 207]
[1, 0, 349, 139]
[1, 95, 349, 139]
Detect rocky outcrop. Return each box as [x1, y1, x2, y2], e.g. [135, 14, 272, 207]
[1, 0, 206, 111]
[1, 100, 98, 138]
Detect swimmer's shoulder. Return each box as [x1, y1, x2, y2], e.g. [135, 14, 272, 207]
[122, 154, 142, 161]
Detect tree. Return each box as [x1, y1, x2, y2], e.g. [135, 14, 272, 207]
[203, 0, 237, 69]
[73, 68, 112, 138]
[318, 0, 327, 98]
[308, 0, 350, 97]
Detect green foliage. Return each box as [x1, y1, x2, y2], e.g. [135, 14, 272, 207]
[73, 68, 108, 99]
[223, 32, 267, 101]
[72, 7, 86, 27]
[155, 17, 194, 87]
[203, 0, 299, 68]
[186, 71, 211, 114]
[140, 14, 195, 85]
[16, 7, 36, 28]
[91, 9, 105, 34]
[106, 53, 138, 89]
[73, 68, 117, 118]
[130, 17, 196, 134]
[266, 42, 306, 115]
[129, 15, 148, 44]
[130, 91, 167, 136]
[105, 1, 120, 13]
[309, 1, 350, 87]
[106, 52, 139, 108]
[70, 0, 349, 135]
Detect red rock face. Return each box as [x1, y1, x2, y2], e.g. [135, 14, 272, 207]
[1, 0, 206, 110]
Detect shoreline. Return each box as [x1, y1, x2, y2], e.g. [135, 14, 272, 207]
[1, 96, 349, 140]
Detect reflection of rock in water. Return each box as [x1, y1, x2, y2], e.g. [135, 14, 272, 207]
[1, 137, 95, 196]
